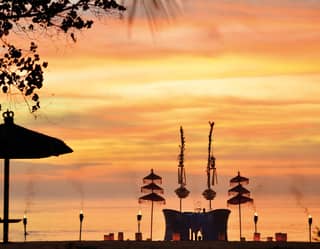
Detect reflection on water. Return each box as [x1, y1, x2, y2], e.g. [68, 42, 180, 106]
[2, 196, 320, 242]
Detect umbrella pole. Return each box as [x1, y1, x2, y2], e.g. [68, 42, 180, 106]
[150, 200, 154, 241]
[239, 202, 242, 241]
[3, 158, 10, 243]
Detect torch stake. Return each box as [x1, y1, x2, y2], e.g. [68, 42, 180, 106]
[79, 211, 84, 241]
[23, 215, 27, 242]
[137, 211, 142, 234]
[254, 213, 258, 234]
[308, 215, 312, 243]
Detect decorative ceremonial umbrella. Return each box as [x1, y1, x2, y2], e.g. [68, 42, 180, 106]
[227, 171, 253, 241]
[0, 110, 73, 243]
[174, 126, 189, 212]
[139, 169, 165, 241]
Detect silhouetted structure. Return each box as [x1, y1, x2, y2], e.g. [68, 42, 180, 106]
[0, 110, 73, 243]
[174, 127, 189, 212]
[163, 121, 232, 241]
[163, 122, 231, 241]
[139, 169, 165, 241]
[163, 209, 230, 241]
[227, 171, 253, 241]
[202, 121, 217, 210]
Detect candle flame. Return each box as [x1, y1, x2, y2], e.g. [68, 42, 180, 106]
[138, 210, 142, 215]
[309, 214, 312, 219]
[254, 212, 258, 217]
[80, 210, 83, 215]
[23, 214, 27, 219]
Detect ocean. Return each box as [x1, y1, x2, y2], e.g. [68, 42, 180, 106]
[3, 196, 319, 242]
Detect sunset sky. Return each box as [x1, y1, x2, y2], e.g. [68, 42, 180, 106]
[1, 0, 320, 242]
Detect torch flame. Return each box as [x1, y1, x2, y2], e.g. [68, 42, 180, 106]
[308, 214, 312, 226]
[254, 212, 258, 217]
[23, 213, 27, 219]
[138, 210, 142, 215]
[80, 210, 83, 214]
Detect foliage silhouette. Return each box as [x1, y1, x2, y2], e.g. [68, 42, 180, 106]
[0, 0, 181, 112]
[0, 0, 125, 112]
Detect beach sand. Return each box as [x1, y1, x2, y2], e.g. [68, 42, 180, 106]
[2, 241, 320, 249]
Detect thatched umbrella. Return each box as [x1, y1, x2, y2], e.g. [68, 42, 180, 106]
[0, 110, 73, 243]
[139, 169, 165, 241]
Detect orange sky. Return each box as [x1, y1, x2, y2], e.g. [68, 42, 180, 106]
[1, 0, 320, 242]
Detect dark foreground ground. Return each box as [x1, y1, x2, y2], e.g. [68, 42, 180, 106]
[2, 241, 320, 249]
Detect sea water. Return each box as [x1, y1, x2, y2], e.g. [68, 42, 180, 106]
[2, 195, 319, 242]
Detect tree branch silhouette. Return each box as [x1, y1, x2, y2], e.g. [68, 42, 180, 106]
[0, 0, 125, 112]
[0, 0, 181, 112]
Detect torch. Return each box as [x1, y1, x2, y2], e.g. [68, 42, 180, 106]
[137, 210, 142, 234]
[254, 212, 258, 233]
[308, 215, 312, 243]
[79, 210, 84, 241]
[23, 214, 27, 242]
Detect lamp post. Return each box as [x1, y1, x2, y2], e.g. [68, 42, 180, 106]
[308, 215, 312, 243]
[137, 210, 142, 233]
[23, 214, 27, 242]
[79, 210, 84, 241]
[254, 212, 258, 233]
